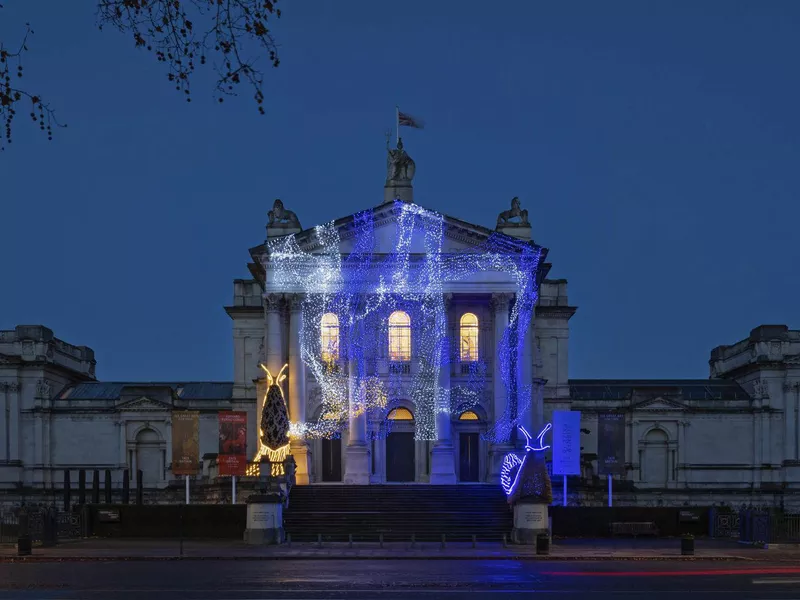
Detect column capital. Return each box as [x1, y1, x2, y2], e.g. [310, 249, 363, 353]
[264, 293, 284, 312]
[442, 293, 454, 310]
[287, 293, 305, 312]
[490, 293, 512, 312]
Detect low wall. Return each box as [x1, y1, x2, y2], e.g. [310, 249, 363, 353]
[550, 506, 710, 537]
[86, 504, 246, 539]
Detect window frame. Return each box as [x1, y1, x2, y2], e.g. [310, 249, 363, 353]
[388, 310, 412, 363]
[459, 312, 480, 363]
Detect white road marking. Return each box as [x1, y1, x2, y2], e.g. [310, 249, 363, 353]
[753, 577, 800, 585]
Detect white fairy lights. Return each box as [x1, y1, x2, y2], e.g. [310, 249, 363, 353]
[265, 201, 543, 443]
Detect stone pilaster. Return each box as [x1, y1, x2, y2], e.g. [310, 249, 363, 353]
[489, 293, 512, 480]
[430, 293, 457, 484]
[287, 294, 310, 485]
[344, 355, 369, 484]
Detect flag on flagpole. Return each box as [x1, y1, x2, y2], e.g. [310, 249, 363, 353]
[398, 111, 424, 129]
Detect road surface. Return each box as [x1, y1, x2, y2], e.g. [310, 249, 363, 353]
[1, 559, 800, 599]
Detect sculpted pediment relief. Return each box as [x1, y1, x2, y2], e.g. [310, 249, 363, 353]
[631, 396, 689, 413]
[116, 396, 172, 412]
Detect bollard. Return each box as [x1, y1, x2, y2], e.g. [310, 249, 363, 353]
[411, 533, 416, 549]
[441, 534, 446, 549]
[17, 507, 31, 557]
[286, 534, 291, 547]
[349, 533, 353, 548]
[502, 533, 507, 548]
[472, 534, 477, 549]
[379, 533, 383, 549]
[317, 533, 322, 548]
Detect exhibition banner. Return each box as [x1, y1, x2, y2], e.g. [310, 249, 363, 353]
[552, 410, 581, 476]
[598, 412, 626, 475]
[218, 411, 248, 476]
[172, 410, 200, 476]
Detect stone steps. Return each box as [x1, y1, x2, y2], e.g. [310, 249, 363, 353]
[284, 485, 512, 542]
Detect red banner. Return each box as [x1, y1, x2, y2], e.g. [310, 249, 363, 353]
[218, 411, 247, 476]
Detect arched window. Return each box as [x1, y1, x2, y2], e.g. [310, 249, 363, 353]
[459, 411, 480, 421]
[460, 312, 479, 362]
[387, 407, 414, 420]
[388, 310, 411, 362]
[321, 313, 339, 363]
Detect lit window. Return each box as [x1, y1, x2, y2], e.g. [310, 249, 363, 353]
[388, 407, 414, 420]
[460, 312, 479, 362]
[388, 310, 411, 362]
[459, 411, 479, 421]
[321, 313, 339, 363]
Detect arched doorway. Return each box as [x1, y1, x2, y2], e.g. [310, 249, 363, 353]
[386, 407, 415, 482]
[644, 428, 669, 486]
[135, 428, 162, 486]
[457, 411, 481, 482]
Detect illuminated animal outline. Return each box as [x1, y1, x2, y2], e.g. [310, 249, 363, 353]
[248, 363, 291, 476]
[500, 422, 552, 497]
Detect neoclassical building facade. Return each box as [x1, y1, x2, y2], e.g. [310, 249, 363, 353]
[1, 142, 799, 508]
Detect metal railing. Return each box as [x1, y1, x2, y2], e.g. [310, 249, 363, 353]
[739, 510, 800, 544]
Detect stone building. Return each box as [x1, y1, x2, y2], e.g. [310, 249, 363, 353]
[1, 142, 799, 508]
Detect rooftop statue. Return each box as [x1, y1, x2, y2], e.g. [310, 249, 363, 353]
[497, 197, 529, 228]
[386, 137, 416, 183]
[268, 199, 301, 229]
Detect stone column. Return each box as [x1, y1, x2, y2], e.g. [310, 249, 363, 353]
[264, 294, 285, 376]
[518, 302, 539, 437]
[430, 294, 457, 484]
[344, 354, 369, 484]
[8, 383, 20, 462]
[287, 294, 310, 485]
[262, 293, 285, 449]
[489, 294, 511, 480]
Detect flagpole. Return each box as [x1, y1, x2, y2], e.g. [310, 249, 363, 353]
[395, 105, 400, 145]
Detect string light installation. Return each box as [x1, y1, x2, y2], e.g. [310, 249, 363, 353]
[247, 364, 291, 477]
[266, 200, 544, 443]
[501, 423, 554, 502]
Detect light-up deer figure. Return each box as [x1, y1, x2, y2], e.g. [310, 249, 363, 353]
[249, 363, 291, 477]
[500, 423, 552, 500]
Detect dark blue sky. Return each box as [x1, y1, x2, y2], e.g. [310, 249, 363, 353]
[2, 1, 798, 382]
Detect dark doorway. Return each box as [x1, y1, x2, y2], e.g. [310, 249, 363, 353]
[459, 433, 480, 482]
[321, 437, 342, 482]
[386, 432, 415, 482]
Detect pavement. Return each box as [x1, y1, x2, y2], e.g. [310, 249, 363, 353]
[0, 537, 797, 562]
[2, 557, 800, 599]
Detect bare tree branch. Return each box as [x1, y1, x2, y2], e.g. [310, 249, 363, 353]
[0, 0, 282, 150]
[0, 20, 64, 151]
[96, 0, 281, 111]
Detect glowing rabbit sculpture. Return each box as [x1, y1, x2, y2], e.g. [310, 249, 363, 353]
[500, 423, 553, 505]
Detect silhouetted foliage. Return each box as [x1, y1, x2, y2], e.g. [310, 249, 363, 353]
[1, 0, 282, 150]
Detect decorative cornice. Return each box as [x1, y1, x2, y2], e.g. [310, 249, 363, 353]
[535, 305, 578, 320]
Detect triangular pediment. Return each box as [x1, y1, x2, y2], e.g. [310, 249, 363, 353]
[116, 396, 172, 412]
[260, 201, 542, 257]
[632, 396, 689, 412]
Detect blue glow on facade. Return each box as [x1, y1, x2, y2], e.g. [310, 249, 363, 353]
[267, 201, 544, 442]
